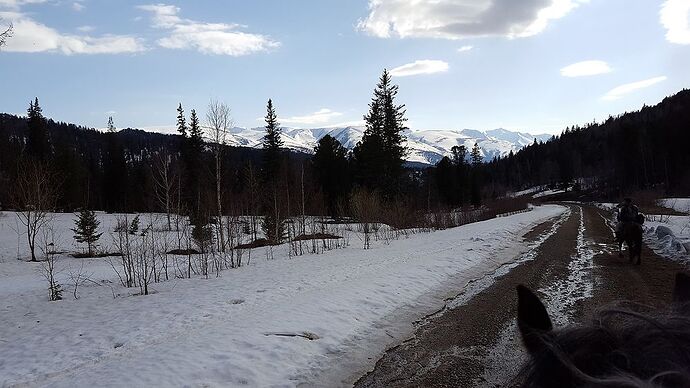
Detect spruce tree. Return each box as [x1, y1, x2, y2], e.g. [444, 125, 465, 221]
[262, 99, 283, 181]
[353, 69, 408, 197]
[72, 209, 103, 257]
[176, 104, 187, 137]
[26, 97, 49, 161]
[471, 143, 483, 165]
[186, 109, 204, 216]
[107, 116, 116, 133]
[188, 109, 203, 154]
[313, 135, 349, 216]
[470, 143, 482, 207]
[261, 209, 286, 245]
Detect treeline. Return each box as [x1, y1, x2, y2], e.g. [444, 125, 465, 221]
[0, 71, 460, 233]
[476, 89, 690, 198]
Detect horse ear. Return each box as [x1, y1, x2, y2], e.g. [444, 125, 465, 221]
[673, 273, 690, 303]
[517, 285, 553, 355]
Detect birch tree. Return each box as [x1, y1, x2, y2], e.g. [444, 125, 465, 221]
[206, 101, 232, 252]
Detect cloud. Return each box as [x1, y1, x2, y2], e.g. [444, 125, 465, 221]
[357, 0, 589, 40]
[0, 0, 48, 11]
[0, 11, 146, 54]
[72, 1, 84, 12]
[560, 60, 611, 77]
[660, 0, 690, 44]
[602, 76, 667, 101]
[76, 25, 94, 32]
[138, 4, 279, 56]
[390, 60, 449, 77]
[457, 45, 473, 52]
[279, 109, 344, 126]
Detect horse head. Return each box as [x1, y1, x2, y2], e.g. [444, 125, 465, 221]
[515, 273, 690, 387]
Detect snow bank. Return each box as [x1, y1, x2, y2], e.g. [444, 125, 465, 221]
[658, 198, 690, 214]
[0, 205, 566, 387]
[644, 216, 690, 261]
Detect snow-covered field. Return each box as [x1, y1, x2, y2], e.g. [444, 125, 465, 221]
[658, 198, 690, 214]
[0, 206, 565, 387]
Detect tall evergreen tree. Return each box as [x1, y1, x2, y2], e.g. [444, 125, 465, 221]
[107, 116, 116, 133]
[26, 97, 49, 161]
[353, 69, 408, 197]
[262, 99, 283, 182]
[313, 135, 350, 216]
[186, 109, 204, 217]
[188, 109, 203, 154]
[471, 143, 483, 166]
[103, 117, 127, 212]
[72, 209, 102, 257]
[470, 143, 482, 207]
[176, 104, 187, 137]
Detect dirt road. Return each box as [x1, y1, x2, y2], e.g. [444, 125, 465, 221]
[354, 204, 686, 387]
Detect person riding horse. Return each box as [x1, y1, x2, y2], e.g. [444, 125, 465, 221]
[616, 197, 639, 240]
[615, 197, 644, 264]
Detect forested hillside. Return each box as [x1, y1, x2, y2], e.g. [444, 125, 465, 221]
[434, 89, 690, 203]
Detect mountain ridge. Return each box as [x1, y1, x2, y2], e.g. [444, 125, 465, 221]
[217, 126, 552, 165]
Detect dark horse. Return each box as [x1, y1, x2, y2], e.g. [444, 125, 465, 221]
[616, 216, 643, 265]
[515, 273, 690, 387]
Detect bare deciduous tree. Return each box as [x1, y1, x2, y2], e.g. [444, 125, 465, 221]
[206, 100, 232, 252]
[39, 224, 62, 301]
[151, 150, 177, 231]
[0, 20, 12, 49]
[14, 161, 58, 262]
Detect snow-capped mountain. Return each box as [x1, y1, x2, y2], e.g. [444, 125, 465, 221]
[222, 126, 551, 166]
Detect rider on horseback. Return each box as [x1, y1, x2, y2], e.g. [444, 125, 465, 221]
[616, 197, 639, 240]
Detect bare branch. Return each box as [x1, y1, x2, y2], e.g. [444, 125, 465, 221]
[0, 21, 13, 48]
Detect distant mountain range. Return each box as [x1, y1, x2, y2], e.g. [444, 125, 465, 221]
[219, 126, 552, 166]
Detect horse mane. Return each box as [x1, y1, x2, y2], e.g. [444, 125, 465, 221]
[515, 301, 690, 387]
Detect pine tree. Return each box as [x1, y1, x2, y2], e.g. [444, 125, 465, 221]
[313, 135, 349, 216]
[72, 209, 103, 257]
[188, 109, 203, 153]
[186, 109, 204, 216]
[353, 69, 408, 197]
[26, 97, 49, 161]
[103, 125, 127, 212]
[107, 116, 116, 133]
[451, 145, 467, 166]
[177, 104, 187, 137]
[262, 99, 283, 181]
[470, 143, 482, 207]
[261, 209, 286, 245]
[470, 143, 482, 166]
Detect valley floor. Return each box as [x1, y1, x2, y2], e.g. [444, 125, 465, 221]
[0, 206, 564, 387]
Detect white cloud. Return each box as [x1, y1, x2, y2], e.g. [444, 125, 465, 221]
[280, 109, 344, 126]
[457, 45, 473, 52]
[560, 60, 611, 77]
[357, 0, 589, 40]
[138, 4, 279, 56]
[72, 2, 84, 12]
[0, 11, 146, 54]
[602, 76, 667, 101]
[76, 25, 94, 32]
[660, 0, 690, 44]
[390, 60, 449, 77]
[0, 0, 48, 11]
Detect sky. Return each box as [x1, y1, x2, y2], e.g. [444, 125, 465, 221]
[0, 0, 689, 135]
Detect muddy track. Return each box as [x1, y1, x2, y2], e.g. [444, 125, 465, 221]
[354, 204, 687, 388]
